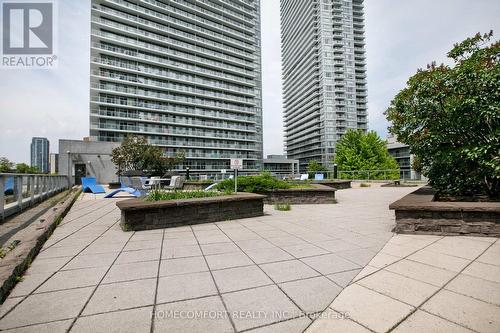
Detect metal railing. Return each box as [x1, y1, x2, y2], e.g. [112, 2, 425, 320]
[0, 173, 70, 221]
[181, 169, 424, 182]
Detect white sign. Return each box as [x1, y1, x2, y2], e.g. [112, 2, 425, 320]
[230, 158, 243, 170]
[221, 169, 226, 174]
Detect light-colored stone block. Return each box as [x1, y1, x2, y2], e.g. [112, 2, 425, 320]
[280, 276, 341, 313]
[392, 310, 473, 332]
[260, 260, 320, 283]
[302, 254, 360, 275]
[83, 278, 156, 315]
[157, 272, 217, 303]
[330, 284, 414, 333]
[422, 289, 500, 333]
[222, 285, 302, 331]
[212, 265, 272, 293]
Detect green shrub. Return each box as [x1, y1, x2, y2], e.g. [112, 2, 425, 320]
[215, 172, 290, 193]
[275, 203, 291, 211]
[386, 32, 500, 197]
[145, 189, 227, 201]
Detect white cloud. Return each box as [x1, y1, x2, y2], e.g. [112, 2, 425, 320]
[1, 0, 498, 163]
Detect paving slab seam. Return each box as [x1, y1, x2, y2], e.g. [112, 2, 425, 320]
[299, 235, 447, 333]
[350, 235, 446, 285]
[0, 212, 122, 322]
[387, 239, 499, 332]
[149, 228, 166, 333]
[57, 199, 112, 225]
[66, 222, 136, 332]
[63, 198, 107, 216]
[40, 204, 119, 252]
[237, 314, 311, 333]
[232, 213, 375, 279]
[214, 224, 311, 322]
[189, 225, 238, 333]
[234, 220, 351, 290]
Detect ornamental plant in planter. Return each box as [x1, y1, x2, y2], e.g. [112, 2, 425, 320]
[117, 189, 265, 231]
[386, 32, 499, 200]
[386, 32, 500, 236]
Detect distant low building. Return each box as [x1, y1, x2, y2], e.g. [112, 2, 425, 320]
[59, 139, 119, 186]
[387, 136, 424, 181]
[49, 153, 59, 174]
[263, 155, 300, 178]
[31, 137, 49, 173]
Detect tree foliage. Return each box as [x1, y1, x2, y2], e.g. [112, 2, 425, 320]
[111, 135, 185, 176]
[334, 130, 399, 179]
[307, 160, 328, 178]
[15, 163, 39, 174]
[0, 158, 39, 174]
[385, 32, 500, 197]
[0, 157, 15, 173]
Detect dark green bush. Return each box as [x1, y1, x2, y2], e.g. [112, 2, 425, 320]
[386, 32, 499, 197]
[215, 172, 290, 193]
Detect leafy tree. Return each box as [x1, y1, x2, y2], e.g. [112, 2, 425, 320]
[334, 130, 399, 180]
[385, 32, 499, 197]
[307, 160, 328, 178]
[15, 163, 39, 174]
[0, 157, 15, 173]
[111, 135, 185, 176]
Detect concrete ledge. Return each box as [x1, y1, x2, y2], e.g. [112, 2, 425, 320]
[117, 193, 265, 231]
[311, 180, 351, 189]
[0, 189, 80, 302]
[390, 187, 500, 236]
[262, 184, 336, 204]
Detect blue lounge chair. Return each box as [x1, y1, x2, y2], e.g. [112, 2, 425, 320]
[104, 177, 141, 198]
[314, 173, 325, 181]
[4, 177, 14, 195]
[81, 177, 106, 194]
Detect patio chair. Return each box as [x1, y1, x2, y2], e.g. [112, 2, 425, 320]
[104, 177, 141, 198]
[81, 177, 106, 194]
[314, 173, 324, 181]
[4, 176, 14, 195]
[129, 177, 150, 197]
[164, 176, 184, 190]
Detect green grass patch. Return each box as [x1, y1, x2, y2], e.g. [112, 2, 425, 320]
[145, 189, 229, 201]
[275, 203, 291, 211]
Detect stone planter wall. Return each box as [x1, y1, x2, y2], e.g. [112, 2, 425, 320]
[312, 180, 351, 189]
[390, 187, 500, 236]
[116, 193, 265, 231]
[262, 185, 336, 204]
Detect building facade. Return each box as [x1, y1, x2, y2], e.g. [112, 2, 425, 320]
[281, 0, 367, 171]
[30, 137, 49, 173]
[89, 0, 263, 175]
[387, 136, 424, 181]
[263, 155, 300, 178]
[59, 139, 120, 186]
[49, 153, 59, 174]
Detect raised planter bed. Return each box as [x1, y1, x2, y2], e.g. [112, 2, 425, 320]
[262, 184, 336, 204]
[116, 193, 265, 231]
[389, 187, 500, 236]
[312, 180, 351, 189]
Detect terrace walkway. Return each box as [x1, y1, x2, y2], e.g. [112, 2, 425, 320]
[0, 187, 498, 332]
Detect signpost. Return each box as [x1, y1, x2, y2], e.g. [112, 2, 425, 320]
[230, 159, 243, 193]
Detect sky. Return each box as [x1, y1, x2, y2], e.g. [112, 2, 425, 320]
[0, 0, 499, 164]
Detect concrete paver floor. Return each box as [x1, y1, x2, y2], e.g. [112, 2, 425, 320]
[0, 186, 497, 332]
